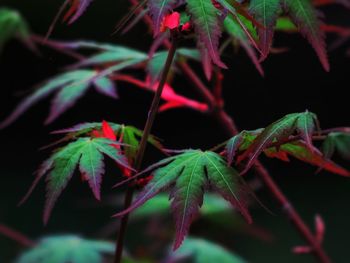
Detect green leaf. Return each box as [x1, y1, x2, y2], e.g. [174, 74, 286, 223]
[71, 46, 148, 68]
[323, 132, 350, 160]
[187, 0, 227, 69]
[0, 70, 118, 128]
[249, 0, 281, 59]
[275, 17, 297, 31]
[132, 193, 232, 219]
[21, 137, 130, 224]
[16, 235, 114, 263]
[283, 0, 329, 71]
[114, 150, 251, 250]
[265, 141, 350, 177]
[238, 111, 318, 173]
[0, 8, 33, 53]
[53, 122, 163, 165]
[171, 237, 246, 263]
[225, 129, 263, 165]
[224, 15, 264, 76]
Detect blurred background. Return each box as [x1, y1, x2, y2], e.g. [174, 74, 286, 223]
[0, 0, 350, 262]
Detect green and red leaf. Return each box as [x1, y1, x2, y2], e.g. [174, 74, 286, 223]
[114, 150, 251, 249]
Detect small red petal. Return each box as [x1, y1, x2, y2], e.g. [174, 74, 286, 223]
[102, 120, 117, 141]
[161, 12, 180, 32]
[181, 22, 191, 32]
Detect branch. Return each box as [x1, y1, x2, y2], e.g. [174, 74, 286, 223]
[0, 223, 35, 247]
[113, 31, 179, 263]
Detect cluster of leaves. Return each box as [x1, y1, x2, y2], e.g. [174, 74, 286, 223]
[0, 40, 206, 128]
[114, 149, 252, 249]
[15, 234, 245, 263]
[226, 111, 350, 176]
[19, 121, 162, 224]
[44, 0, 350, 79]
[16, 111, 349, 250]
[109, 111, 350, 250]
[16, 235, 114, 263]
[0, 8, 34, 53]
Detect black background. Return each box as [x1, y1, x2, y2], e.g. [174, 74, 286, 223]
[0, 1, 350, 262]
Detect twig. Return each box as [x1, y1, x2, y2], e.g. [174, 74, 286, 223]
[113, 31, 178, 263]
[0, 223, 35, 247]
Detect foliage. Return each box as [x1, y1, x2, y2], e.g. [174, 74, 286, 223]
[132, 193, 232, 219]
[114, 150, 251, 249]
[0, 8, 33, 52]
[0, 70, 118, 128]
[224, 112, 350, 176]
[16, 235, 114, 263]
[1, 1, 350, 263]
[19, 120, 164, 224]
[323, 132, 350, 160]
[237, 111, 320, 173]
[170, 237, 246, 263]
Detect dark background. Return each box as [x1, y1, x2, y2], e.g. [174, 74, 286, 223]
[0, 1, 350, 262]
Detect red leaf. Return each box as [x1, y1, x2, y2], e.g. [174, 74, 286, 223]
[160, 12, 180, 32]
[102, 120, 117, 141]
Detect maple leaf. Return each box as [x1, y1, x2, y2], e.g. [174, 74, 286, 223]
[225, 129, 263, 165]
[16, 235, 114, 263]
[61, 41, 148, 68]
[114, 150, 251, 250]
[187, 0, 227, 69]
[248, 0, 329, 70]
[47, 0, 94, 38]
[170, 237, 246, 263]
[215, 0, 261, 52]
[63, 0, 94, 25]
[0, 70, 118, 128]
[237, 111, 319, 173]
[264, 141, 350, 177]
[20, 136, 131, 224]
[224, 15, 264, 76]
[249, 0, 281, 60]
[323, 132, 350, 160]
[53, 121, 163, 165]
[131, 193, 232, 219]
[0, 8, 35, 53]
[284, 0, 330, 71]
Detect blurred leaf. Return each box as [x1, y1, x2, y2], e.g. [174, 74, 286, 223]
[16, 235, 114, 263]
[132, 193, 232, 219]
[323, 132, 350, 160]
[0, 8, 33, 53]
[170, 237, 246, 263]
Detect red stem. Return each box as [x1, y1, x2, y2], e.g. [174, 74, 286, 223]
[113, 32, 178, 263]
[0, 223, 35, 247]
